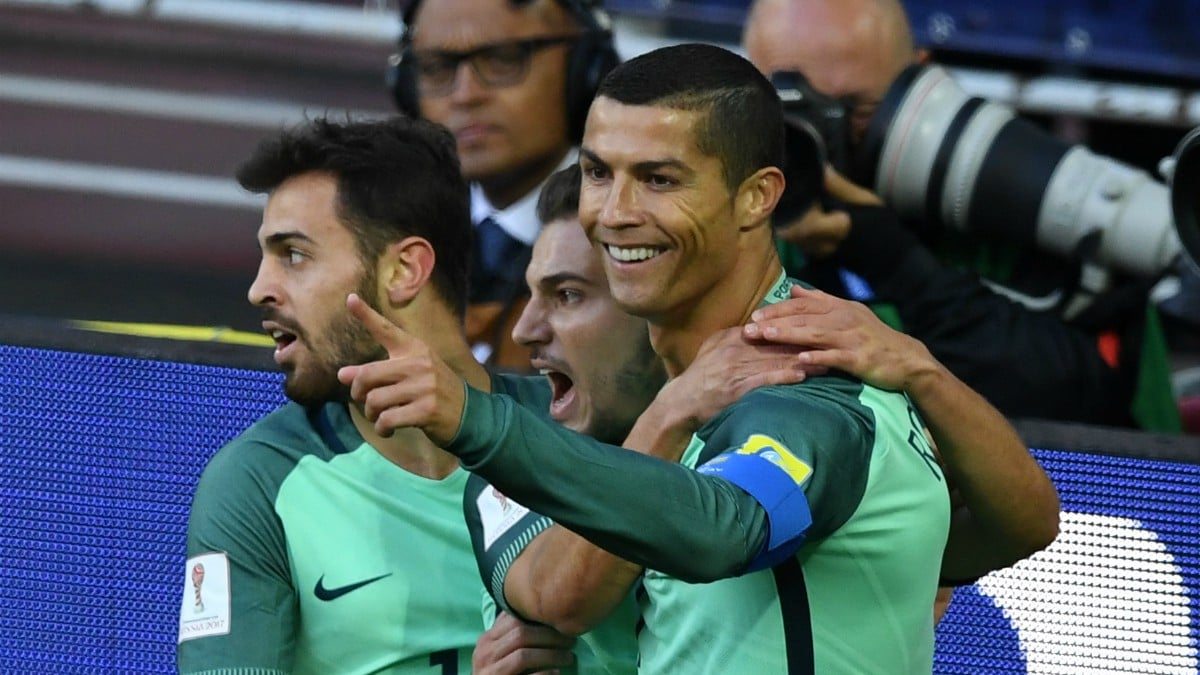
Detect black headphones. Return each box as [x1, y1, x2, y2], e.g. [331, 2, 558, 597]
[387, 0, 620, 143]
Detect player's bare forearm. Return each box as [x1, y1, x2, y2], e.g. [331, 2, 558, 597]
[911, 363, 1060, 582]
[504, 525, 642, 637]
[746, 286, 1059, 580]
[502, 391, 701, 634]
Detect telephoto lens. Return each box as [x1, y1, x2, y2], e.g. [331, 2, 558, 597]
[856, 64, 1184, 278]
[1168, 126, 1200, 273]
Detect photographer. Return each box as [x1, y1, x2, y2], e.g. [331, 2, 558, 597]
[743, 0, 1181, 431]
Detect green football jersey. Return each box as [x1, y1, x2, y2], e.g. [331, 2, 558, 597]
[634, 276, 950, 673]
[178, 398, 490, 675]
[468, 472, 640, 675]
[447, 275, 951, 675]
[638, 381, 950, 674]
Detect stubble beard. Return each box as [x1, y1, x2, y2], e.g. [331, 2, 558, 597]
[582, 335, 666, 444]
[283, 275, 387, 408]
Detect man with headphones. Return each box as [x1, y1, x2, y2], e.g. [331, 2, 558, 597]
[389, 0, 619, 371]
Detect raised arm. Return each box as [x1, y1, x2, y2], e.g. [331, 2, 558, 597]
[745, 285, 1061, 580]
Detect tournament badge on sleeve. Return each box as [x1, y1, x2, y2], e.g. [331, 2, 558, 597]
[178, 552, 232, 642]
[477, 486, 531, 550]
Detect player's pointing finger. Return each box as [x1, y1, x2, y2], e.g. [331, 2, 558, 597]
[346, 293, 410, 356]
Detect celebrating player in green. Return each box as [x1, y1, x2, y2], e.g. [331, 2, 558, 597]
[342, 44, 952, 673]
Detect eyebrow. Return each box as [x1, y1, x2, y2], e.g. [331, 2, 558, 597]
[412, 38, 529, 58]
[262, 231, 314, 248]
[579, 147, 691, 176]
[538, 271, 593, 289]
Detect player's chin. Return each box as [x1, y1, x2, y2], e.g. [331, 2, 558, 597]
[558, 402, 591, 436]
[283, 369, 343, 408]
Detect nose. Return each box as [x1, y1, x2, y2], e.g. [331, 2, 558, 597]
[448, 61, 488, 105]
[247, 258, 278, 308]
[511, 295, 551, 348]
[595, 175, 640, 230]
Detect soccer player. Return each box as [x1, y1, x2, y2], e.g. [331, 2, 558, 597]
[341, 45, 955, 672]
[175, 116, 495, 673]
[179, 114, 809, 674]
[469, 163, 1060, 671]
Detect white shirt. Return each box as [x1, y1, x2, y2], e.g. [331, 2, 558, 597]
[469, 150, 578, 245]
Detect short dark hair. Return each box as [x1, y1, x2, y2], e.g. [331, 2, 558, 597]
[595, 43, 784, 190]
[536, 164, 582, 225]
[237, 115, 472, 315]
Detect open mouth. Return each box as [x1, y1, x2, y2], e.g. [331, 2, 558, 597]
[541, 368, 578, 420]
[265, 325, 299, 363]
[604, 245, 665, 263]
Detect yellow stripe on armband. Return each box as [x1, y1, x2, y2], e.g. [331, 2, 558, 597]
[735, 434, 813, 485]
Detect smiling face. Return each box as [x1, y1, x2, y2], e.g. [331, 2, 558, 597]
[577, 97, 746, 323]
[246, 172, 387, 407]
[412, 0, 574, 202]
[512, 217, 664, 443]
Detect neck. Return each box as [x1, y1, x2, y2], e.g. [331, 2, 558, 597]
[477, 148, 571, 209]
[348, 303, 492, 479]
[349, 410, 460, 479]
[651, 246, 783, 378]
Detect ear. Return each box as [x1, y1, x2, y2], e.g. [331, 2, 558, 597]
[380, 236, 436, 307]
[735, 166, 786, 231]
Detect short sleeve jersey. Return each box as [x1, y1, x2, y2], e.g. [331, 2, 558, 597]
[466, 472, 640, 675]
[177, 395, 515, 675]
[464, 375, 639, 675]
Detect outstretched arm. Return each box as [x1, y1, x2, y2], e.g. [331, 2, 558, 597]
[746, 285, 1060, 580]
[339, 295, 778, 582]
[499, 327, 817, 635]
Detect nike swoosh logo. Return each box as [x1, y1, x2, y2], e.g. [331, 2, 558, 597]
[313, 573, 392, 601]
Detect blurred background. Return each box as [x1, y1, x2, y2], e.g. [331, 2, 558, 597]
[1, 0, 1198, 357]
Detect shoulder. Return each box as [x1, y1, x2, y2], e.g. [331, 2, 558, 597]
[731, 376, 875, 431]
[695, 377, 887, 464]
[192, 402, 326, 510]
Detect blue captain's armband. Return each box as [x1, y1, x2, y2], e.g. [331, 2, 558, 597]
[697, 433, 813, 572]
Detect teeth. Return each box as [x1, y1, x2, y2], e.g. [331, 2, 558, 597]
[271, 330, 285, 339]
[538, 369, 552, 375]
[606, 245, 661, 262]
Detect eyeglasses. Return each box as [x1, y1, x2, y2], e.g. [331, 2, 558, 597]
[411, 36, 577, 96]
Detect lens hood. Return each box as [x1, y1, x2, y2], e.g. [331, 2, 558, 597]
[1170, 126, 1200, 272]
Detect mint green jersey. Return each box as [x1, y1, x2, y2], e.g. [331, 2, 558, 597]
[448, 275, 952, 675]
[639, 381, 950, 674]
[634, 277, 950, 673]
[178, 401, 484, 675]
[467, 472, 640, 675]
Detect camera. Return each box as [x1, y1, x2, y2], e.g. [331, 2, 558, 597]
[771, 71, 851, 225]
[775, 63, 1199, 278]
